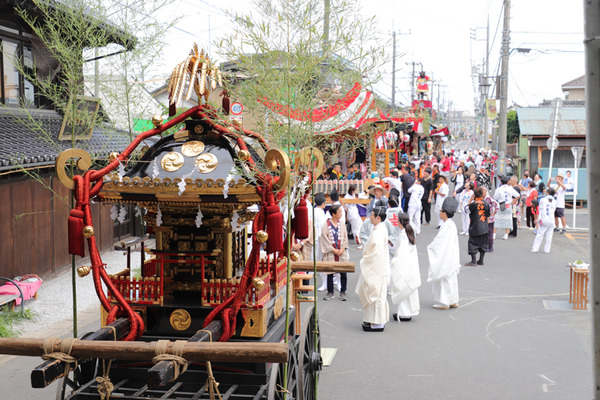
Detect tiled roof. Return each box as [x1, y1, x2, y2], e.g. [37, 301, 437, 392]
[0, 108, 135, 172]
[561, 75, 585, 89]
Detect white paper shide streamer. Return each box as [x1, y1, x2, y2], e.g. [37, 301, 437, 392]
[110, 205, 118, 221]
[117, 160, 126, 182]
[152, 161, 160, 179]
[195, 206, 204, 228]
[231, 210, 241, 231]
[118, 206, 127, 223]
[223, 167, 236, 199]
[156, 205, 162, 227]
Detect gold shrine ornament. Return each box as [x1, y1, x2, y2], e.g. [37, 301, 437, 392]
[256, 230, 269, 243]
[252, 277, 265, 291]
[238, 150, 251, 161]
[152, 114, 164, 127]
[83, 226, 95, 238]
[169, 309, 192, 331]
[181, 140, 205, 157]
[195, 153, 218, 173]
[161, 152, 184, 172]
[290, 251, 300, 262]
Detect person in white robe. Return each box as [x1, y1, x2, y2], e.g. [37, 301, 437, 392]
[407, 180, 424, 234]
[390, 212, 421, 321]
[458, 182, 474, 235]
[313, 193, 329, 291]
[355, 206, 390, 331]
[434, 176, 450, 227]
[360, 210, 398, 259]
[427, 197, 461, 310]
[344, 184, 363, 246]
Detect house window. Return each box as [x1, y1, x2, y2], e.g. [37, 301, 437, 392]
[1, 36, 37, 107]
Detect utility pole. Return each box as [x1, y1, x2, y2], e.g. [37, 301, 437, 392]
[584, 1, 600, 396]
[410, 61, 416, 103]
[391, 31, 396, 109]
[497, 0, 510, 177]
[323, 0, 330, 54]
[483, 18, 490, 148]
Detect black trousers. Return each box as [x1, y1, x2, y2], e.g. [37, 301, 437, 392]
[421, 198, 431, 223]
[327, 273, 347, 294]
[509, 217, 518, 237]
[526, 206, 536, 228]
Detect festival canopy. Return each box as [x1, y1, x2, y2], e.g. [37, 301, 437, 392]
[258, 83, 385, 135]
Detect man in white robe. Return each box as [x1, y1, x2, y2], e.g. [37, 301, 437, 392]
[355, 206, 390, 331]
[427, 197, 461, 310]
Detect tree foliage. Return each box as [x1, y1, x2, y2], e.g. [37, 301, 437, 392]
[218, 0, 387, 156]
[507, 109, 520, 144]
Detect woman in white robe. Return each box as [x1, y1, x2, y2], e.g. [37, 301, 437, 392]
[427, 197, 461, 309]
[355, 206, 390, 331]
[390, 212, 421, 321]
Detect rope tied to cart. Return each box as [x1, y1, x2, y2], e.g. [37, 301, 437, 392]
[41, 338, 78, 373]
[96, 360, 114, 400]
[152, 340, 189, 379]
[197, 329, 222, 400]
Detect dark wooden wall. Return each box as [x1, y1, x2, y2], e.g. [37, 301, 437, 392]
[0, 171, 114, 278]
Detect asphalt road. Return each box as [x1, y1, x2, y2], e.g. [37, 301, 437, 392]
[316, 208, 591, 400]
[0, 209, 591, 400]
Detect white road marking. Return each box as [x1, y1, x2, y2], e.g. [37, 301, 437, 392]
[538, 373, 556, 392]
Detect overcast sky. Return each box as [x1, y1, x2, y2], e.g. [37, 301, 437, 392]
[156, 0, 584, 114]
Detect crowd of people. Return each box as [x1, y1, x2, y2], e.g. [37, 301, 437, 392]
[295, 148, 570, 332]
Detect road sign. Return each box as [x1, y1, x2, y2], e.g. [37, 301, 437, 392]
[546, 136, 559, 150]
[230, 102, 243, 116]
[571, 146, 584, 167]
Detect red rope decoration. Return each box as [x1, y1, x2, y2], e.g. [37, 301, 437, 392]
[66, 104, 279, 342]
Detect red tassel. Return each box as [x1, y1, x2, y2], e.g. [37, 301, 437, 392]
[222, 95, 230, 115]
[293, 198, 309, 239]
[68, 209, 85, 257]
[265, 204, 284, 254]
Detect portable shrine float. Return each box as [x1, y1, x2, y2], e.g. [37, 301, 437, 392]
[0, 47, 356, 400]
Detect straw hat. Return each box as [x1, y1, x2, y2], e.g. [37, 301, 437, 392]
[369, 184, 389, 197]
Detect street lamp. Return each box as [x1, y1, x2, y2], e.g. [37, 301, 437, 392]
[479, 75, 491, 148]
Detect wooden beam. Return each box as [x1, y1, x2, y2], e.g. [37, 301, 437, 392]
[291, 260, 355, 273]
[1, 338, 288, 364]
[147, 320, 222, 388]
[31, 317, 131, 388]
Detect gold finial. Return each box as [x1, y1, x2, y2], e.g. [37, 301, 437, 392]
[152, 114, 164, 127]
[77, 266, 91, 277]
[83, 226, 95, 238]
[256, 230, 269, 243]
[108, 152, 119, 162]
[290, 251, 300, 262]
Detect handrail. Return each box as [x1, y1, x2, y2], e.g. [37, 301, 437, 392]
[0, 277, 25, 316]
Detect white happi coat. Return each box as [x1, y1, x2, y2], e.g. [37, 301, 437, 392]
[355, 223, 390, 325]
[390, 230, 421, 316]
[427, 218, 461, 306]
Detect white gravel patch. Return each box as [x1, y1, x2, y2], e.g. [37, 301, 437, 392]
[10, 242, 150, 339]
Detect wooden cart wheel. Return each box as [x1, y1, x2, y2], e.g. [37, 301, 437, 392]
[55, 332, 98, 400]
[297, 306, 322, 400]
[267, 340, 300, 400]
